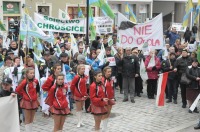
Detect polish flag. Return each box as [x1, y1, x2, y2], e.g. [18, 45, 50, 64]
[156, 72, 169, 106]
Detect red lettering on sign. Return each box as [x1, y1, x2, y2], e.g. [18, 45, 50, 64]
[121, 35, 127, 44]
[145, 25, 152, 35]
[133, 25, 152, 35]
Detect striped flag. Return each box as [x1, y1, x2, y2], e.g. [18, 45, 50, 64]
[156, 72, 169, 106]
[182, 0, 194, 27]
[125, 2, 137, 23]
[89, 0, 115, 19]
[193, 0, 200, 24]
[78, 4, 85, 18]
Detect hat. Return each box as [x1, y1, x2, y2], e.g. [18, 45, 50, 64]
[4, 56, 12, 62]
[43, 51, 50, 56]
[2, 77, 12, 84]
[7, 51, 14, 54]
[77, 54, 85, 62]
[126, 47, 132, 50]
[60, 52, 68, 58]
[59, 43, 65, 48]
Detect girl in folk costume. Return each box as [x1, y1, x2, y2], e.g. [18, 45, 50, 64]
[48, 73, 70, 132]
[42, 64, 62, 105]
[15, 67, 40, 132]
[71, 64, 89, 127]
[101, 66, 115, 131]
[88, 70, 109, 132]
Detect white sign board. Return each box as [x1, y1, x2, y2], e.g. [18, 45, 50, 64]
[106, 57, 116, 66]
[94, 17, 113, 34]
[172, 23, 186, 32]
[34, 13, 86, 34]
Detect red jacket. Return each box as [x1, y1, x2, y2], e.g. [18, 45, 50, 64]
[102, 77, 114, 99]
[70, 75, 88, 98]
[42, 75, 55, 91]
[145, 55, 161, 79]
[16, 79, 39, 101]
[48, 84, 69, 109]
[90, 82, 107, 107]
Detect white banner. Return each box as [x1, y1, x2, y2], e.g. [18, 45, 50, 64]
[94, 17, 113, 34]
[0, 96, 20, 132]
[34, 13, 86, 34]
[118, 12, 163, 49]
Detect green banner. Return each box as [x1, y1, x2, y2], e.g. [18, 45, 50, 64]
[3, 2, 20, 14]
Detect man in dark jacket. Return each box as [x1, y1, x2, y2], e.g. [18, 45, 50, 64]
[174, 49, 193, 108]
[6, 41, 25, 58]
[119, 47, 140, 103]
[192, 24, 198, 38]
[184, 27, 192, 43]
[162, 53, 177, 104]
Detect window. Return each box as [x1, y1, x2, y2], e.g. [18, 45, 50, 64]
[38, 6, 50, 16]
[68, 6, 95, 19]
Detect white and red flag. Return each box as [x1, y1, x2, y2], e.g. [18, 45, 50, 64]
[156, 72, 169, 106]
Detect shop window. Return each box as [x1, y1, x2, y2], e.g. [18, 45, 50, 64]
[68, 6, 95, 19]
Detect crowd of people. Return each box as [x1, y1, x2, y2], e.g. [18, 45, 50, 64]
[0, 25, 200, 131]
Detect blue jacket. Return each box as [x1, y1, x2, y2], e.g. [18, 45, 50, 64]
[86, 58, 100, 71]
[166, 31, 180, 46]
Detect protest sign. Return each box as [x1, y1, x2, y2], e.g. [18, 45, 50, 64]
[0, 96, 20, 132]
[34, 13, 86, 34]
[171, 23, 186, 32]
[94, 16, 113, 34]
[106, 57, 116, 66]
[187, 43, 197, 52]
[118, 12, 163, 49]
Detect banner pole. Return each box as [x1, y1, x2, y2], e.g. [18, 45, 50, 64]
[86, 0, 89, 46]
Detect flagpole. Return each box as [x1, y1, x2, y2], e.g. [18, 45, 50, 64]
[86, 0, 89, 46]
[190, 12, 193, 30]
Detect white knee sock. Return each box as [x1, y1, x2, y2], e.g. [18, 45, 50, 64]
[25, 123, 32, 132]
[77, 111, 81, 127]
[29, 123, 33, 132]
[102, 118, 109, 132]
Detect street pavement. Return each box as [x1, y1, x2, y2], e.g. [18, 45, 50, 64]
[20, 86, 200, 132]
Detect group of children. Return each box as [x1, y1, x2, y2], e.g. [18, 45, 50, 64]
[0, 63, 115, 132]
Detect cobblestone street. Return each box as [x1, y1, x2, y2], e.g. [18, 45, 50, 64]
[20, 87, 199, 132]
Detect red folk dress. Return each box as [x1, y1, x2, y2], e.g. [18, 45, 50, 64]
[15, 79, 40, 110]
[70, 75, 88, 101]
[48, 84, 70, 115]
[102, 77, 115, 105]
[88, 82, 108, 115]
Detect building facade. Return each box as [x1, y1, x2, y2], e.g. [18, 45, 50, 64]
[0, 0, 200, 33]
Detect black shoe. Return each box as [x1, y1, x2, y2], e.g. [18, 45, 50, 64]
[131, 99, 135, 103]
[194, 125, 200, 129]
[194, 121, 200, 129]
[141, 91, 143, 93]
[166, 100, 172, 103]
[120, 91, 123, 94]
[148, 96, 151, 99]
[151, 96, 155, 99]
[173, 100, 177, 104]
[194, 108, 199, 113]
[188, 110, 193, 113]
[182, 104, 186, 108]
[123, 99, 128, 102]
[137, 93, 141, 97]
